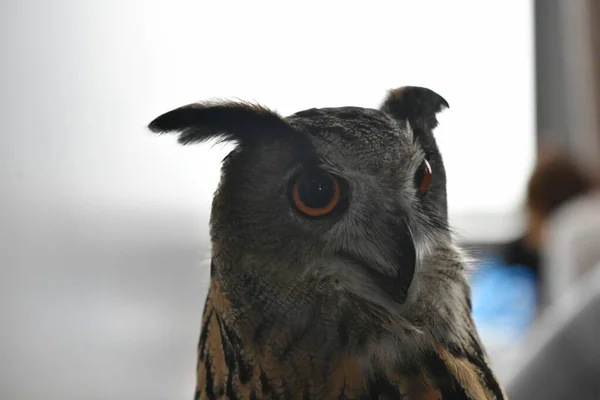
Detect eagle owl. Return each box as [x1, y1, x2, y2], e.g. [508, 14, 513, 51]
[149, 86, 506, 399]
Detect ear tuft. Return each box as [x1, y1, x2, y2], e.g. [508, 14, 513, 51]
[148, 101, 292, 145]
[380, 86, 449, 130]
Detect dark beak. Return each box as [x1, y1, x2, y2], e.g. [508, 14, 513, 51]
[370, 221, 416, 303]
[339, 219, 417, 304]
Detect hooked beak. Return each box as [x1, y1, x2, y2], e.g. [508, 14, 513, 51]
[339, 219, 417, 304]
[371, 221, 416, 303]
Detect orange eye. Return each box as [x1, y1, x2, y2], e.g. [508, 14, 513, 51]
[415, 159, 432, 196]
[291, 170, 341, 217]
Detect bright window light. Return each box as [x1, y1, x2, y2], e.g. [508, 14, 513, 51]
[6, 1, 534, 244]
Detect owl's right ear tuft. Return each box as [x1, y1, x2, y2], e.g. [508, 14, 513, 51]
[148, 101, 292, 145]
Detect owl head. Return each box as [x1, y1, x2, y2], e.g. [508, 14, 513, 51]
[150, 87, 451, 337]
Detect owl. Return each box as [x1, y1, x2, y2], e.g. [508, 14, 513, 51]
[149, 86, 506, 399]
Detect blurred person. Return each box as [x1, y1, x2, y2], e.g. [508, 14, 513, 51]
[541, 170, 600, 308]
[501, 150, 595, 306]
[470, 151, 594, 354]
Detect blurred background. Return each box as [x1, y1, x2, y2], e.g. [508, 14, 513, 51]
[1, 0, 599, 399]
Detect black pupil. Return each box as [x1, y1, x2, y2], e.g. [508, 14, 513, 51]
[298, 171, 335, 209]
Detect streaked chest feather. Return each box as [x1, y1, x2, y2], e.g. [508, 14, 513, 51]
[194, 284, 506, 400]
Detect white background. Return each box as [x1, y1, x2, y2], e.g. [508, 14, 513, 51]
[1, 1, 534, 398]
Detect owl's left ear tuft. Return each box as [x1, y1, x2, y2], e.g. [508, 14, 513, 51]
[380, 86, 449, 130]
[148, 100, 292, 145]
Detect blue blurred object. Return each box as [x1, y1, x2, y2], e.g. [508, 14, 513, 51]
[470, 256, 538, 350]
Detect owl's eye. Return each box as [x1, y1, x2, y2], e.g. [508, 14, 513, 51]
[291, 169, 342, 217]
[414, 159, 432, 196]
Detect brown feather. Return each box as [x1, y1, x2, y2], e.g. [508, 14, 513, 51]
[195, 282, 506, 400]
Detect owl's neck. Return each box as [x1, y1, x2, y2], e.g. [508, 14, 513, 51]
[194, 280, 506, 399]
